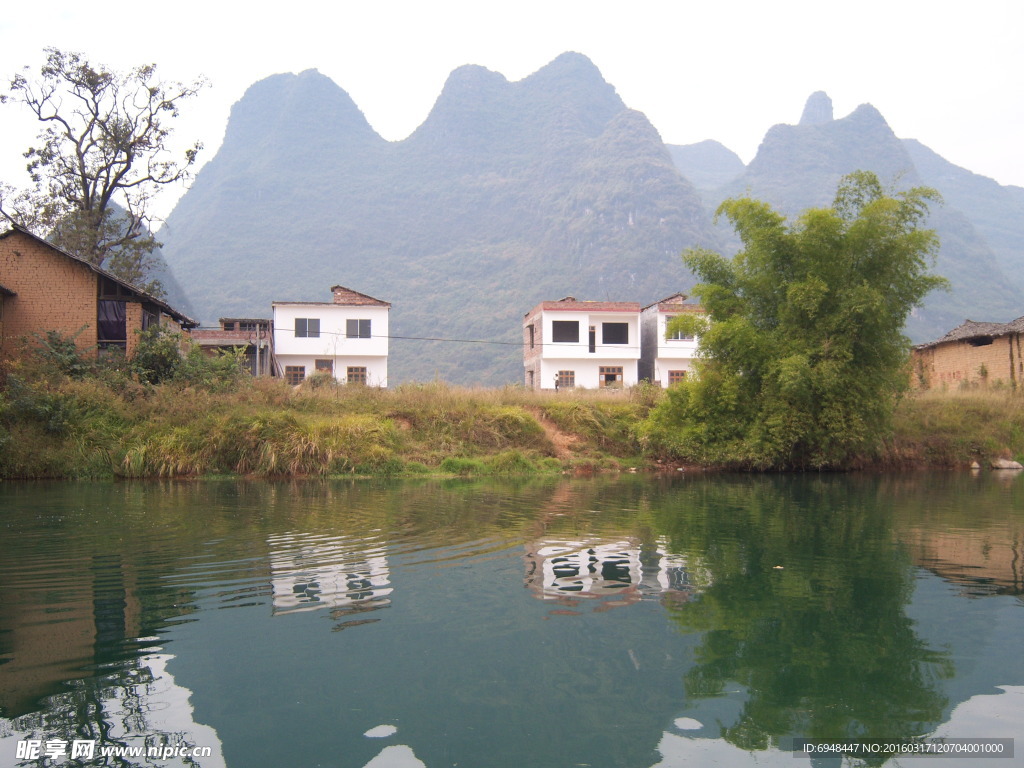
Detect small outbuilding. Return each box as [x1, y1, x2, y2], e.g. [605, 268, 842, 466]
[0, 224, 197, 359]
[912, 316, 1024, 390]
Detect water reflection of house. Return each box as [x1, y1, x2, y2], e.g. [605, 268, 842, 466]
[904, 526, 1023, 597]
[0, 553, 225, 766]
[268, 534, 393, 621]
[0, 553, 144, 716]
[524, 537, 703, 610]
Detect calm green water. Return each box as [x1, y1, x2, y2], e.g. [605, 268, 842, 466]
[1, 473, 1022, 768]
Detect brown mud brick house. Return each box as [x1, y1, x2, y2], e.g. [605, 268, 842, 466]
[912, 316, 1024, 390]
[0, 224, 197, 359]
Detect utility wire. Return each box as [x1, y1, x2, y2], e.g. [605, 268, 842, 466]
[193, 325, 650, 351]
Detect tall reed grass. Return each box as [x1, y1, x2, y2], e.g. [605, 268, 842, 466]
[6, 356, 1020, 479]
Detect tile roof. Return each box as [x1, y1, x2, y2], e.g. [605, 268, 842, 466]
[0, 224, 197, 327]
[642, 293, 707, 314]
[526, 298, 641, 316]
[916, 316, 1024, 348]
[272, 285, 390, 308]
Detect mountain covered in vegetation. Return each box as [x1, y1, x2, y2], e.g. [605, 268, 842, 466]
[158, 53, 716, 384]
[158, 60, 1024, 384]
[671, 90, 1024, 342]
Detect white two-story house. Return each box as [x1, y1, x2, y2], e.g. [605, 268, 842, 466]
[638, 293, 706, 387]
[273, 285, 390, 386]
[523, 297, 641, 390]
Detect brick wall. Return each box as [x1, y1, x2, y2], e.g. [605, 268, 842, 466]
[523, 307, 543, 388]
[125, 301, 143, 358]
[0, 231, 99, 357]
[913, 334, 1023, 389]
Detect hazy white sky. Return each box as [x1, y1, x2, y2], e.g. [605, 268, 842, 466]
[2, 0, 1021, 221]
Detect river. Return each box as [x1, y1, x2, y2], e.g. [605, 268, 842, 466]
[1, 473, 1022, 767]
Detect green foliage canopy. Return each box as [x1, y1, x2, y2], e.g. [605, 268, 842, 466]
[645, 171, 946, 468]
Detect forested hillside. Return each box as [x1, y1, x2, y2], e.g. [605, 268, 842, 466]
[158, 53, 717, 384]
[157, 63, 1024, 384]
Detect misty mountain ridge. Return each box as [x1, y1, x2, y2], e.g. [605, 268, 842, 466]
[670, 90, 1024, 342]
[156, 55, 1024, 384]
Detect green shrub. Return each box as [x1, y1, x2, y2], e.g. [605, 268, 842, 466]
[439, 456, 487, 475]
[30, 329, 94, 379]
[483, 449, 540, 474]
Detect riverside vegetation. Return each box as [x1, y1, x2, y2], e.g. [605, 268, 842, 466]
[1, 327, 1023, 480]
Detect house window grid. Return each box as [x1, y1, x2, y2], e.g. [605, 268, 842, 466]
[346, 319, 372, 339]
[295, 318, 320, 338]
[556, 370, 575, 389]
[315, 359, 334, 374]
[285, 366, 306, 385]
[347, 366, 368, 385]
[668, 370, 687, 385]
[599, 366, 624, 388]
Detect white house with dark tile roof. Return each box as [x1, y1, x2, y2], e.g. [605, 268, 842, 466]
[273, 285, 390, 386]
[523, 297, 641, 390]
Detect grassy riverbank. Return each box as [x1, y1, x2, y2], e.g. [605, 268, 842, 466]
[0, 360, 653, 478]
[2, 349, 1023, 478]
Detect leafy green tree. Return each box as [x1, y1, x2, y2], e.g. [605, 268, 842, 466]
[643, 171, 946, 469]
[0, 48, 206, 294]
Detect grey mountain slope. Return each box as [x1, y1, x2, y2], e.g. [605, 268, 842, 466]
[666, 140, 745, 199]
[158, 70, 1022, 381]
[799, 91, 834, 126]
[707, 94, 1022, 342]
[903, 138, 1024, 293]
[158, 54, 718, 385]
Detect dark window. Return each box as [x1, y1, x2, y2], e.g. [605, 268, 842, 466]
[222, 321, 236, 331]
[347, 366, 367, 384]
[346, 319, 371, 339]
[551, 321, 579, 343]
[968, 337, 993, 347]
[557, 370, 575, 389]
[668, 370, 687, 385]
[98, 276, 135, 299]
[239, 322, 258, 332]
[97, 300, 127, 349]
[295, 318, 320, 338]
[602, 322, 629, 345]
[285, 366, 306, 385]
[315, 359, 334, 374]
[528, 324, 535, 349]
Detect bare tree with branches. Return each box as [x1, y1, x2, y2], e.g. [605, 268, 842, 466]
[1, 48, 207, 295]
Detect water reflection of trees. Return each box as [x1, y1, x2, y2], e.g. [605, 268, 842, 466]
[653, 475, 954, 756]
